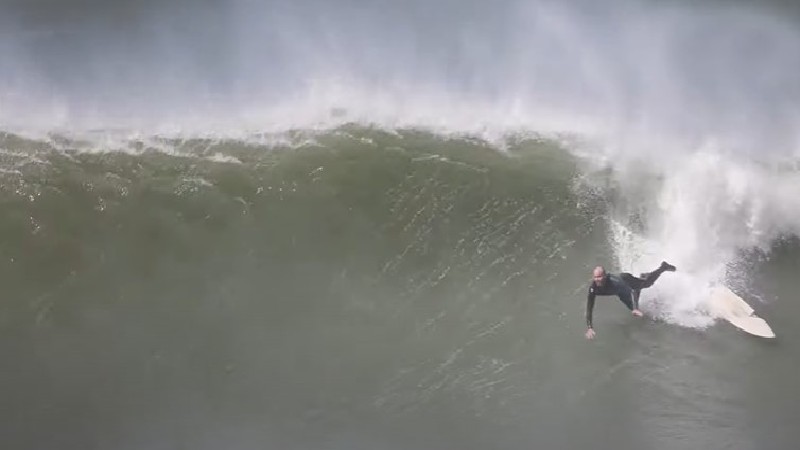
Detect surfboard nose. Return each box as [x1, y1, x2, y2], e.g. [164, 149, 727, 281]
[708, 286, 776, 338]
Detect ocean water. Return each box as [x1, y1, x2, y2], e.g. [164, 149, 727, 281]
[1, 1, 800, 449]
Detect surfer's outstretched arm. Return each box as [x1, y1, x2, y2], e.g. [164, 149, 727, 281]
[585, 291, 596, 339]
[617, 292, 634, 310]
[586, 291, 596, 329]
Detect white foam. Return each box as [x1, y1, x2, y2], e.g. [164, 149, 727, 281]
[605, 148, 800, 328]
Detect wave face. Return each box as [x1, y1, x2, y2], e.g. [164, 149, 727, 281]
[1, 0, 800, 448]
[0, 129, 603, 449]
[1, 127, 799, 449]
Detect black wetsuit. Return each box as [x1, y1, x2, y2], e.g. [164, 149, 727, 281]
[585, 271, 663, 329]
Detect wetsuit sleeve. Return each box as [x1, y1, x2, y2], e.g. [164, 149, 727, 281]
[586, 288, 596, 328]
[618, 292, 634, 310]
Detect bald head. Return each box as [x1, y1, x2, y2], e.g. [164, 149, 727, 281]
[592, 266, 606, 285]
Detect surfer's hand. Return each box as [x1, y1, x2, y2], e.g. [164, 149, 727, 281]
[632, 309, 643, 317]
[585, 328, 595, 339]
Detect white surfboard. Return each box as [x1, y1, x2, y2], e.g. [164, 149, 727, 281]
[708, 285, 775, 338]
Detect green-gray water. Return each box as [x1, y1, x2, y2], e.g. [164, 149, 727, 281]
[3, 0, 800, 448]
[1, 127, 798, 450]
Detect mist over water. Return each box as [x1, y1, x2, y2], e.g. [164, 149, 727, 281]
[1, 0, 798, 148]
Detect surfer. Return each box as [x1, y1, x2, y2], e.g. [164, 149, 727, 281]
[584, 261, 676, 339]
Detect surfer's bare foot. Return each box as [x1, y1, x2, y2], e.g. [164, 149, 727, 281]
[632, 309, 643, 317]
[585, 328, 595, 339]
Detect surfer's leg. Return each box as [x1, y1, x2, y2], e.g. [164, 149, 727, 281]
[619, 272, 644, 290]
[638, 261, 676, 289]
